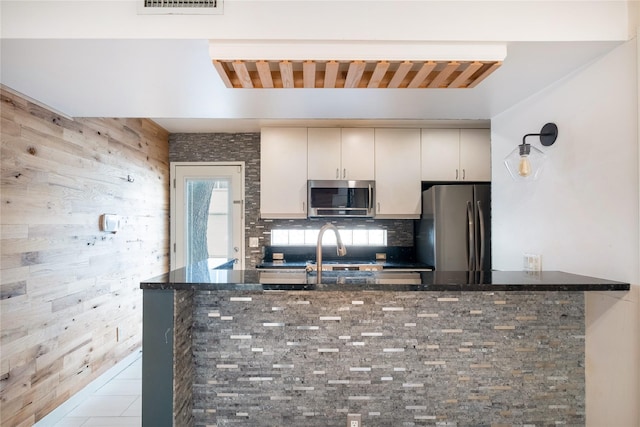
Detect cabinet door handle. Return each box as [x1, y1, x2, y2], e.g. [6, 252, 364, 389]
[377, 202, 381, 213]
[343, 168, 346, 179]
[336, 168, 339, 179]
[462, 169, 466, 180]
[455, 169, 459, 180]
[302, 202, 305, 213]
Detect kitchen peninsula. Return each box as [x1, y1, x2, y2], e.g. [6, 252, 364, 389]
[140, 263, 628, 427]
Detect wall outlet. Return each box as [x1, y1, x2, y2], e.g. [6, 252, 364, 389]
[347, 413, 361, 427]
[523, 253, 542, 272]
[249, 237, 259, 248]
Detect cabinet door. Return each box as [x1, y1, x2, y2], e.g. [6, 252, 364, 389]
[341, 128, 375, 180]
[260, 128, 308, 218]
[374, 128, 421, 219]
[421, 129, 460, 181]
[459, 129, 491, 182]
[307, 128, 341, 180]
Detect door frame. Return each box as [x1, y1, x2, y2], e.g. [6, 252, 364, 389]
[170, 161, 245, 270]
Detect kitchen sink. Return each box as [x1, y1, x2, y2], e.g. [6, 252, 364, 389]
[259, 270, 422, 285]
[304, 261, 383, 272]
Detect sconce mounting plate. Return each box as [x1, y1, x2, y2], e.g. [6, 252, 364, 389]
[540, 122, 558, 146]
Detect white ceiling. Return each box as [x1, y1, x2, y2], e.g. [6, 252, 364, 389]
[0, 1, 632, 133]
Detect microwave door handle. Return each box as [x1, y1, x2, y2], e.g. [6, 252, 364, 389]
[368, 184, 373, 214]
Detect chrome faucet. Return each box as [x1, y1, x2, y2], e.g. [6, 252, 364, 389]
[316, 223, 347, 283]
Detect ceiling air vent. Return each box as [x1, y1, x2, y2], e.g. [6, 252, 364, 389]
[139, 0, 222, 15]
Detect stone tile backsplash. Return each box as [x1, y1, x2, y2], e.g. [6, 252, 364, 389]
[170, 133, 414, 268]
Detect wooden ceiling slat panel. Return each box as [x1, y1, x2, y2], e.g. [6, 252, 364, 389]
[447, 61, 483, 88]
[211, 59, 501, 89]
[428, 61, 461, 88]
[279, 61, 295, 88]
[344, 61, 366, 88]
[387, 61, 413, 88]
[232, 61, 254, 88]
[212, 60, 234, 88]
[324, 61, 339, 88]
[256, 61, 274, 88]
[467, 62, 502, 88]
[407, 61, 437, 88]
[367, 61, 390, 88]
[303, 61, 316, 88]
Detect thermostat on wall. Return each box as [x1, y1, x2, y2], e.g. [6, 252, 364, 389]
[100, 214, 120, 233]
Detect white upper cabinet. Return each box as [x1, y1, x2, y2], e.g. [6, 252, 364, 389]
[421, 128, 491, 182]
[374, 128, 422, 219]
[307, 128, 341, 179]
[340, 128, 375, 180]
[261, 126, 490, 219]
[420, 129, 459, 181]
[307, 128, 375, 180]
[260, 127, 308, 219]
[459, 129, 491, 182]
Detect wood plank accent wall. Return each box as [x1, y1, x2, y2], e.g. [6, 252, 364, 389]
[0, 88, 170, 426]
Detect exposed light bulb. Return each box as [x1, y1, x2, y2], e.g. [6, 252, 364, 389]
[518, 155, 532, 177]
[517, 142, 532, 177]
[504, 141, 545, 181]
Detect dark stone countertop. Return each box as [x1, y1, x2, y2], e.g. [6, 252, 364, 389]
[256, 260, 433, 270]
[140, 261, 629, 292]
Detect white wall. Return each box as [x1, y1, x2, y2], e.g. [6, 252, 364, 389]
[491, 38, 639, 426]
[1, 1, 631, 41]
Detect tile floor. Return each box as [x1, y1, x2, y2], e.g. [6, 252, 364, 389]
[36, 350, 142, 427]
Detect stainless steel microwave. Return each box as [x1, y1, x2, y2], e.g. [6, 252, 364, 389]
[307, 180, 375, 218]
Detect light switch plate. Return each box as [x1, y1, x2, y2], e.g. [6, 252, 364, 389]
[100, 214, 120, 233]
[249, 237, 259, 248]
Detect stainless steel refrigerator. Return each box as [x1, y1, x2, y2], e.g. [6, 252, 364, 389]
[416, 184, 491, 271]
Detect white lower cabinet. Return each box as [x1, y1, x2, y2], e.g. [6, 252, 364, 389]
[260, 127, 308, 219]
[374, 128, 422, 219]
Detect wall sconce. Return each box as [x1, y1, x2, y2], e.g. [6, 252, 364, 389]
[504, 122, 558, 180]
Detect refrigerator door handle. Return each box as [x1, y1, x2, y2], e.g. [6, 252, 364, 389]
[466, 201, 475, 270]
[476, 200, 485, 271]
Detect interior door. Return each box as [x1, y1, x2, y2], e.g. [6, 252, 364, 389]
[171, 163, 244, 270]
